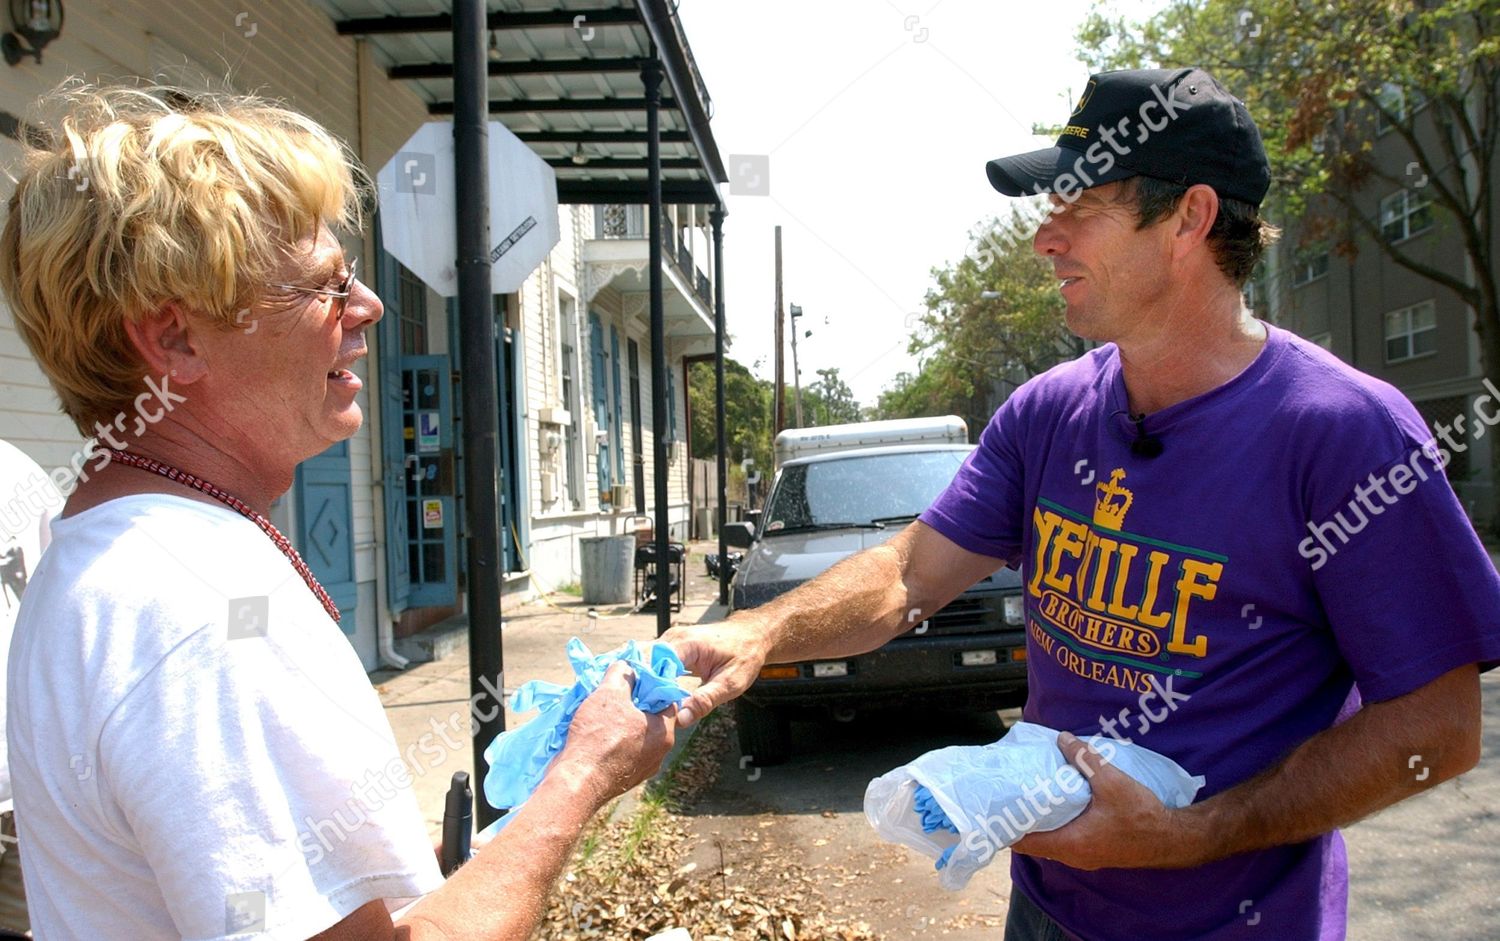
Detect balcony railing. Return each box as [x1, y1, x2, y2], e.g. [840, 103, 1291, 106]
[593, 204, 714, 312]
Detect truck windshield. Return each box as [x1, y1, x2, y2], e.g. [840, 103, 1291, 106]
[763, 450, 968, 533]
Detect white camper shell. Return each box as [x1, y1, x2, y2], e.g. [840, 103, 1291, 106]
[773, 415, 969, 466]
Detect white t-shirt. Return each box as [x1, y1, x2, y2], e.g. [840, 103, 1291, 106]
[0, 439, 63, 810]
[7, 494, 443, 940]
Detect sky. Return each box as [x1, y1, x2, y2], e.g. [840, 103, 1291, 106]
[673, 0, 1164, 406]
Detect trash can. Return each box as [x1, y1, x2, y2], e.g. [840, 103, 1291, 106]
[580, 534, 636, 604]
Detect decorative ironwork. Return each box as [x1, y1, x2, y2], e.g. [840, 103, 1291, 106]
[601, 203, 629, 237]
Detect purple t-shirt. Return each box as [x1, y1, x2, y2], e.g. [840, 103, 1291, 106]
[920, 324, 1500, 941]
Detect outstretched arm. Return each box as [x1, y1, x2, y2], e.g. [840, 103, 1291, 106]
[311, 663, 677, 941]
[664, 520, 1005, 725]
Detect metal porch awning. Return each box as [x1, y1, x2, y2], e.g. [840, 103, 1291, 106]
[323, 0, 726, 204]
[311, 0, 731, 827]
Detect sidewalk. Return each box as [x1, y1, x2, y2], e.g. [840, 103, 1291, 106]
[372, 539, 731, 840]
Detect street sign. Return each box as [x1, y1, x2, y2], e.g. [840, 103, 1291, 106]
[376, 121, 560, 296]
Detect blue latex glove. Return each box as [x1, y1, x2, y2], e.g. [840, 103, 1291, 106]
[936, 844, 957, 870]
[914, 784, 960, 871]
[479, 638, 688, 833]
[913, 784, 959, 834]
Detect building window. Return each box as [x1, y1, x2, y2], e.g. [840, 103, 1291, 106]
[1380, 188, 1433, 244]
[1375, 82, 1425, 135]
[1384, 300, 1437, 363]
[1291, 244, 1329, 287]
[398, 266, 427, 355]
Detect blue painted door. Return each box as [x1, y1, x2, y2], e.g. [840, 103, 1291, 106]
[610, 326, 626, 487]
[375, 230, 411, 613]
[496, 322, 527, 573]
[294, 441, 358, 631]
[589, 312, 613, 496]
[401, 355, 458, 607]
[665, 365, 678, 443]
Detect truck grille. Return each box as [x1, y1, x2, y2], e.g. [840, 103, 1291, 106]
[899, 594, 1004, 638]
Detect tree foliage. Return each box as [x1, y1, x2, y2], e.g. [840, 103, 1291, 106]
[802, 367, 862, 426]
[688, 358, 772, 474]
[1077, 0, 1500, 524]
[875, 205, 1078, 434]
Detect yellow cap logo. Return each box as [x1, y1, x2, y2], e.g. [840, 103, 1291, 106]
[1071, 79, 1098, 117]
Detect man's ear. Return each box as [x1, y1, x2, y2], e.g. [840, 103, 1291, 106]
[1172, 184, 1220, 259]
[121, 303, 209, 384]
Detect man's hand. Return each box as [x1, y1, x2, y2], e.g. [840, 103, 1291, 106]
[662, 522, 1002, 727]
[1011, 733, 1194, 871]
[662, 617, 775, 726]
[1016, 664, 1483, 872]
[552, 662, 678, 807]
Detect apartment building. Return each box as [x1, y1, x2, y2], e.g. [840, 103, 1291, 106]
[1256, 76, 1499, 521]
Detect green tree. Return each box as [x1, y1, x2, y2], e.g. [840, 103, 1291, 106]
[1079, 0, 1500, 524]
[687, 358, 773, 474]
[803, 367, 861, 426]
[875, 205, 1078, 434]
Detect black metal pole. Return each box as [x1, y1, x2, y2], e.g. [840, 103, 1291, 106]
[711, 207, 728, 607]
[644, 56, 670, 638]
[454, 0, 504, 830]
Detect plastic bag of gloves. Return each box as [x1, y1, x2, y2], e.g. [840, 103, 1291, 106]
[864, 721, 1205, 890]
[478, 637, 688, 838]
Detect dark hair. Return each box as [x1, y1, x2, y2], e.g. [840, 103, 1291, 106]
[1126, 176, 1280, 287]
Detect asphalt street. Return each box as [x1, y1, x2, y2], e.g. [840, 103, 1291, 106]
[683, 672, 1500, 939]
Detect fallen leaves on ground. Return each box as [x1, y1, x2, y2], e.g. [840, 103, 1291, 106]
[537, 714, 877, 941]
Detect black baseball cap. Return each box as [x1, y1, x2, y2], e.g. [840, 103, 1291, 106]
[985, 67, 1271, 206]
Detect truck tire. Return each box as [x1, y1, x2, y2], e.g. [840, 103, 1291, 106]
[735, 699, 791, 766]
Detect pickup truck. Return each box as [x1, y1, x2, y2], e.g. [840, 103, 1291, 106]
[722, 417, 1027, 765]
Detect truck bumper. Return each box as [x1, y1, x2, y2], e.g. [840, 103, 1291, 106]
[743, 633, 1028, 713]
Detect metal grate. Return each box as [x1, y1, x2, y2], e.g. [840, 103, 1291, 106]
[900, 595, 1002, 638]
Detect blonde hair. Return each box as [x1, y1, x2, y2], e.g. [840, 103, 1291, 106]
[0, 81, 370, 435]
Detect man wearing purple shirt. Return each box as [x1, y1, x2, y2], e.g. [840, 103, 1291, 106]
[665, 66, 1500, 940]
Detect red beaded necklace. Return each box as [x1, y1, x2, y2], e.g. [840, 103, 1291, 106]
[106, 449, 341, 623]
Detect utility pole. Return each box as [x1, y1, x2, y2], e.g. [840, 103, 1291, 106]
[789, 303, 804, 428]
[773, 225, 785, 437]
[453, 0, 504, 830]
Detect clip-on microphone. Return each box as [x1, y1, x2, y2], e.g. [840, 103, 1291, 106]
[1128, 412, 1164, 458]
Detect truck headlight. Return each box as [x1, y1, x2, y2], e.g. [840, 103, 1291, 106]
[1003, 595, 1024, 626]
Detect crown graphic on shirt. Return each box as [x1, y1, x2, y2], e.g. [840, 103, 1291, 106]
[1093, 468, 1133, 529]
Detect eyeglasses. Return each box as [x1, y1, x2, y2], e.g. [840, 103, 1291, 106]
[269, 257, 359, 318]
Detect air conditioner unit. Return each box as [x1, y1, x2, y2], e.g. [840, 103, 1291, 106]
[537, 406, 572, 427]
[584, 418, 600, 456]
[609, 484, 630, 508]
[539, 470, 559, 505]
